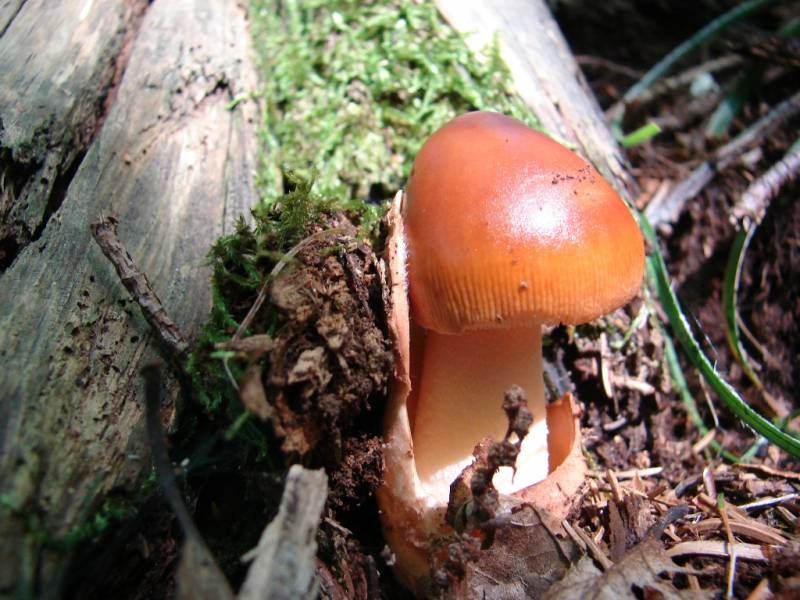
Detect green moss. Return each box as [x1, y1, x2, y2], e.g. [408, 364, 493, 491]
[249, 0, 535, 204]
[57, 497, 136, 549]
[187, 176, 333, 451]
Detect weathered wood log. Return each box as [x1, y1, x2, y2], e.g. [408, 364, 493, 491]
[0, 0, 148, 266]
[0, 0, 258, 596]
[0, 2, 26, 36]
[435, 0, 638, 200]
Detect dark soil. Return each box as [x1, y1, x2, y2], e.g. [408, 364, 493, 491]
[554, 0, 800, 597]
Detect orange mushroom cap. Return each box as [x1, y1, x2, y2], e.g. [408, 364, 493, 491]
[404, 111, 645, 334]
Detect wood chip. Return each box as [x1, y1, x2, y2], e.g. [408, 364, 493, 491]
[612, 375, 656, 395]
[239, 465, 328, 600]
[692, 429, 717, 454]
[666, 541, 769, 562]
[606, 469, 623, 504]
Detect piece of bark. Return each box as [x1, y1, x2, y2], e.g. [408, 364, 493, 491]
[0, 0, 258, 595]
[434, 0, 637, 200]
[238, 465, 329, 600]
[0, 0, 148, 264]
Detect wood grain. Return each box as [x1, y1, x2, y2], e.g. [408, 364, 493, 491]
[0, 0, 258, 595]
[0, 0, 148, 259]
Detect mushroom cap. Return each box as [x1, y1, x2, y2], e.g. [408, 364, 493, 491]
[404, 111, 645, 334]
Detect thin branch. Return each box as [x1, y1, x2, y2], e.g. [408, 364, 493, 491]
[645, 90, 800, 229]
[91, 217, 189, 367]
[142, 363, 200, 538]
[733, 138, 800, 228]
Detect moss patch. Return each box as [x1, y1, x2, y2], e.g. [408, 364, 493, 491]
[250, 0, 535, 204]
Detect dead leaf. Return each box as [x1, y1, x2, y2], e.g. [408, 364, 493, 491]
[239, 365, 274, 421]
[542, 538, 709, 600]
[444, 505, 578, 599]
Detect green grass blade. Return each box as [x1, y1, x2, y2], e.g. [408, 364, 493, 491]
[640, 215, 800, 458]
[723, 227, 763, 388]
[621, 122, 662, 147]
[661, 325, 742, 462]
[613, 0, 774, 137]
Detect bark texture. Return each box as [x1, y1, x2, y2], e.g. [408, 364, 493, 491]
[0, 0, 149, 266]
[0, 0, 258, 596]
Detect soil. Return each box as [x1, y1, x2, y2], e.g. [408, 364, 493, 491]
[553, 1, 800, 597]
[62, 2, 799, 598]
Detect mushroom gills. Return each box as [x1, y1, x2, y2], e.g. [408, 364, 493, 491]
[411, 326, 548, 504]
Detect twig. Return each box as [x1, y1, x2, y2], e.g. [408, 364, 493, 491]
[734, 463, 800, 482]
[575, 55, 643, 80]
[561, 520, 587, 553]
[667, 540, 769, 562]
[716, 91, 800, 167]
[142, 364, 200, 539]
[91, 217, 189, 367]
[718, 495, 738, 599]
[645, 90, 800, 229]
[732, 138, 800, 228]
[574, 524, 614, 570]
[738, 493, 799, 512]
[723, 25, 800, 68]
[142, 364, 234, 599]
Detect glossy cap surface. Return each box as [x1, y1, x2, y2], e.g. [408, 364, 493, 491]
[404, 111, 645, 333]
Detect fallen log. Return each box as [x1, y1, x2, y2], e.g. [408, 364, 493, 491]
[0, 0, 258, 595]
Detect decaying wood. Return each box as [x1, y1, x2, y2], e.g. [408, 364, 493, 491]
[0, 0, 148, 262]
[434, 0, 637, 200]
[238, 465, 329, 600]
[0, 0, 258, 595]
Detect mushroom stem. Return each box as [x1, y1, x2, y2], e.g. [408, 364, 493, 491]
[412, 325, 548, 504]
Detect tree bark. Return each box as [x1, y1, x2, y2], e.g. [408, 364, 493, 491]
[0, 0, 148, 266]
[0, 0, 258, 596]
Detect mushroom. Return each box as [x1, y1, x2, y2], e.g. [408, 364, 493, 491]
[379, 111, 645, 594]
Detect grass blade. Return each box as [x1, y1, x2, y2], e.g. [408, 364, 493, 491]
[640, 215, 800, 458]
[722, 228, 763, 388]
